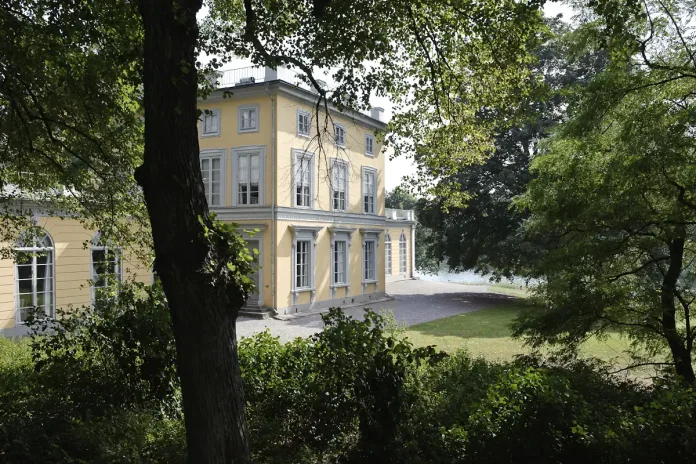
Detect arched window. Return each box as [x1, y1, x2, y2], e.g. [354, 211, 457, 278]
[90, 231, 122, 301]
[399, 232, 407, 274]
[15, 229, 55, 323]
[385, 234, 392, 276]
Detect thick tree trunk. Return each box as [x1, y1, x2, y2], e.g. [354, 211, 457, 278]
[136, 1, 252, 462]
[661, 230, 695, 384]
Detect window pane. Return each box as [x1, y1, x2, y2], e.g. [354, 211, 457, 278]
[17, 278, 32, 294]
[16, 264, 32, 280]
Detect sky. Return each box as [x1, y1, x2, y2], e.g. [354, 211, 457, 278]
[198, 2, 573, 191]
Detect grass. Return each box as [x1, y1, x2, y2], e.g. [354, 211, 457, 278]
[405, 301, 642, 368]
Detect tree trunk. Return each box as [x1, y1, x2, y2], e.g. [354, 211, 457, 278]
[136, 0, 252, 462]
[661, 230, 695, 384]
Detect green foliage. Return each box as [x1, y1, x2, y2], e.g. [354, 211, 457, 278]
[0, 0, 150, 257]
[515, 0, 696, 381]
[415, 17, 609, 280]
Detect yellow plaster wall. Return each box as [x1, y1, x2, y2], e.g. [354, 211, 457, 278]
[199, 96, 275, 207]
[275, 220, 385, 310]
[275, 94, 385, 214]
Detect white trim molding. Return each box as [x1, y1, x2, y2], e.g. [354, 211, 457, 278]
[292, 149, 315, 209]
[361, 166, 377, 215]
[333, 122, 346, 148]
[231, 145, 266, 207]
[200, 108, 221, 138]
[238, 104, 260, 133]
[290, 225, 322, 306]
[297, 109, 311, 137]
[328, 227, 356, 299]
[330, 158, 349, 213]
[360, 228, 382, 294]
[200, 149, 227, 207]
[365, 133, 375, 157]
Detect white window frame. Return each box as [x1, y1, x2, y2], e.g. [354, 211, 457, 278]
[399, 232, 408, 274]
[363, 240, 377, 282]
[365, 133, 375, 157]
[238, 104, 259, 133]
[361, 166, 377, 215]
[290, 225, 322, 306]
[240, 224, 267, 308]
[329, 227, 355, 299]
[297, 109, 311, 137]
[200, 109, 221, 138]
[90, 232, 123, 303]
[330, 158, 349, 212]
[14, 229, 55, 324]
[292, 149, 314, 209]
[231, 146, 266, 207]
[385, 234, 392, 276]
[200, 149, 227, 207]
[360, 228, 381, 294]
[334, 123, 346, 147]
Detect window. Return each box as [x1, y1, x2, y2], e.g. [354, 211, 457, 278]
[293, 150, 314, 208]
[334, 123, 346, 147]
[363, 240, 376, 281]
[362, 167, 376, 214]
[15, 229, 54, 323]
[399, 233, 407, 273]
[237, 151, 260, 205]
[331, 160, 348, 212]
[385, 234, 392, 276]
[238, 105, 259, 133]
[297, 110, 311, 136]
[295, 241, 310, 289]
[200, 109, 220, 137]
[91, 232, 122, 302]
[365, 134, 375, 156]
[200, 150, 225, 207]
[333, 241, 347, 285]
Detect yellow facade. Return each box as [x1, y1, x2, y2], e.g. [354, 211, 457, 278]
[0, 73, 415, 331]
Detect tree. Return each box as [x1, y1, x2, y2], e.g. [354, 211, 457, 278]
[415, 18, 608, 279]
[515, 0, 696, 383]
[3, 0, 549, 461]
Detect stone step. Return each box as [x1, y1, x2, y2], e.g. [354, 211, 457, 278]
[238, 307, 274, 319]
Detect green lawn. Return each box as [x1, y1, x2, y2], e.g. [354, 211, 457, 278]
[405, 302, 640, 367]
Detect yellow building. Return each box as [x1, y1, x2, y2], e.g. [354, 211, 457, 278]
[0, 66, 416, 332]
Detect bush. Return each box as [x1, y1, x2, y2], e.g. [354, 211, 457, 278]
[2, 296, 696, 464]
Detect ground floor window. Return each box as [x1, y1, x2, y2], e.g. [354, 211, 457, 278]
[385, 234, 392, 276]
[399, 233, 407, 274]
[364, 240, 376, 281]
[295, 240, 311, 289]
[15, 230, 54, 322]
[91, 232, 122, 301]
[334, 240, 347, 285]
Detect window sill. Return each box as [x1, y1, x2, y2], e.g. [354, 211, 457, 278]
[200, 132, 220, 138]
[293, 205, 313, 210]
[331, 283, 349, 288]
[238, 128, 259, 134]
[293, 287, 315, 293]
[297, 132, 311, 138]
[362, 279, 378, 284]
[365, 152, 375, 158]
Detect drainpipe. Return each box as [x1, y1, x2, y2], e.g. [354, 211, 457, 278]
[411, 220, 416, 279]
[266, 83, 277, 313]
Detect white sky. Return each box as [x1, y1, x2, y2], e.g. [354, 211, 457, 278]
[198, 2, 573, 191]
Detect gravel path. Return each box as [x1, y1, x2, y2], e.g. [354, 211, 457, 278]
[237, 279, 516, 342]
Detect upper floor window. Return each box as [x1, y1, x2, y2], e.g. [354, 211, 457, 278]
[297, 110, 311, 137]
[331, 159, 348, 212]
[201, 109, 221, 137]
[91, 232, 122, 302]
[362, 167, 376, 214]
[385, 234, 392, 276]
[233, 147, 265, 206]
[293, 150, 314, 208]
[238, 105, 259, 133]
[15, 229, 54, 323]
[365, 134, 375, 156]
[334, 123, 346, 147]
[400, 232, 407, 273]
[200, 150, 225, 207]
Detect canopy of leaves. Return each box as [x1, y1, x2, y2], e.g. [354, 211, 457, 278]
[415, 18, 609, 279]
[0, 0, 149, 254]
[202, 0, 548, 203]
[514, 0, 696, 378]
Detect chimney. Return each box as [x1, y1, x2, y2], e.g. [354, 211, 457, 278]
[370, 107, 385, 122]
